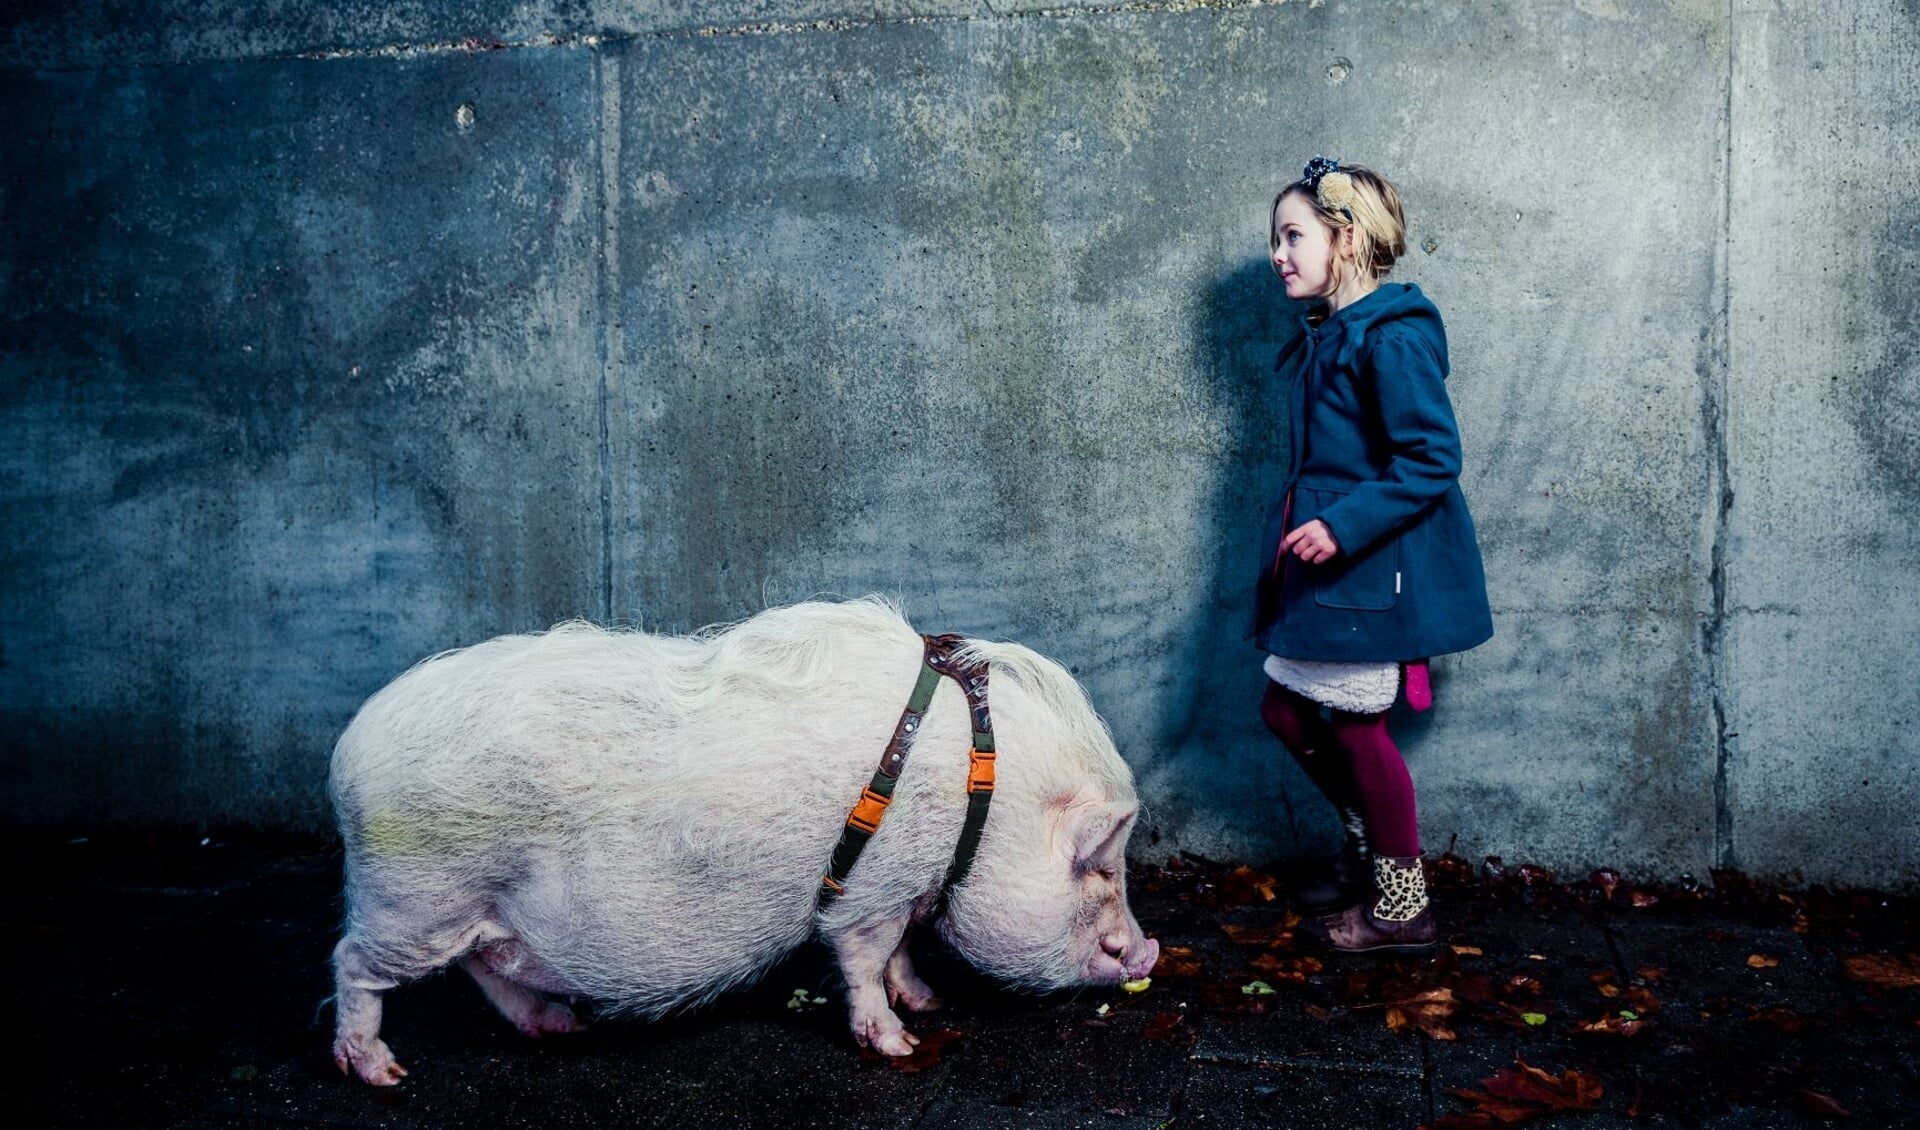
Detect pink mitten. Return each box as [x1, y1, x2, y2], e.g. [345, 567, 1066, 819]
[1404, 659, 1433, 712]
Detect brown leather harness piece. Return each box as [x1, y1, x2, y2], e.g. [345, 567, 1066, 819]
[819, 633, 996, 904]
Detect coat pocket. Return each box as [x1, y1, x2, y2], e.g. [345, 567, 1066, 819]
[1299, 486, 1400, 612]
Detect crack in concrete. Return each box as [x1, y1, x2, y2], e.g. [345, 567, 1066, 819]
[595, 49, 622, 626]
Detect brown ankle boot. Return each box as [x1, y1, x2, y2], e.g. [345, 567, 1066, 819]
[1294, 834, 1371, 914]
[1305, 855, 1438, 954]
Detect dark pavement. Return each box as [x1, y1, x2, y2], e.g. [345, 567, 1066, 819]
[7, 831, 1918, 1129]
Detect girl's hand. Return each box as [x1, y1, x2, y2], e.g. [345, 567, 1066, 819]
[1282, 519, 1340, 564]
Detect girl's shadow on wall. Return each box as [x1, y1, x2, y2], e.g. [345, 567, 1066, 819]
[1161, 256, 1434, 867]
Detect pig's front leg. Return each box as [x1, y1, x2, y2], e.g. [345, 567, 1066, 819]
[884, 929, 942, 1013]
[824, 911, 921, 1056]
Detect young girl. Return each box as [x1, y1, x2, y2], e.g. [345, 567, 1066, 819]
[1252, 156, 1493, 952]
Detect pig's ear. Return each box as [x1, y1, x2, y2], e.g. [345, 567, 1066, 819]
[1065, 801, 1138, 865]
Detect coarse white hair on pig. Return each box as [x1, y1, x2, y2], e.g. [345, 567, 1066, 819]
[328, 596, 1158, 1085]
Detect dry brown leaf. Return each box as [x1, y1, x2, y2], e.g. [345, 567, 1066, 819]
[1141, 1011, 1192, 1045]
[1573, 1012, 1649, 1037]
[1624, 986, 1663, 1015]
[1747, 953, 1780, 969]
[1221, 922, 1291, 947]
[1450, 944, 1484, 956]
[1249, 952, 1324, 985]
[1501, 973, 1545, 997]
[1436, 1057, 1603, 1127]
[1794, 1089, 1852, 1120]
[1748, 1005, 1809, 1034]
[1841, 953, 1920, 990]
[1151, 945, 1204, 980]
[1385, 987, 1458, 1041]
[1221, 865, 1280, 906]
[866, 1027, 965, 1073]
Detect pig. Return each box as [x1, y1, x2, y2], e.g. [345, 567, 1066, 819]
[328, 597, 1158, 1085]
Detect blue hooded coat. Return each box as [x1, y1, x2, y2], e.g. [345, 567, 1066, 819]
[1251, 282, 1494, 662]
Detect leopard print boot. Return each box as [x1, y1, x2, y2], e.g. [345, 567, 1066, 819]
[1304, 855, 1437, 954]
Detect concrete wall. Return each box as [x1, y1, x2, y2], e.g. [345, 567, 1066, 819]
[2, 2, 1914, 888]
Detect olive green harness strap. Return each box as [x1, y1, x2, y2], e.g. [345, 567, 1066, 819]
[819, 633, 995, 904]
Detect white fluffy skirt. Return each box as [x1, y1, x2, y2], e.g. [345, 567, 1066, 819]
[1262, 654, 1399, 714]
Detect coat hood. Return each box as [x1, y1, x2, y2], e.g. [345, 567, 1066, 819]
[1307, 282, 1450, 375]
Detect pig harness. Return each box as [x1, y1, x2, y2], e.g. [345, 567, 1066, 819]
[820, 633, 995, 904]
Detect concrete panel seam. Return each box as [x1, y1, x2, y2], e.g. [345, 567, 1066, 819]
[596, 48, 622, 625]
[1708, 0, 1737, 873]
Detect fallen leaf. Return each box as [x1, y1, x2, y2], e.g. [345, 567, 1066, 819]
[1385, 987, 1458, 1041]
[1573, 1012, 1649, 1037]
[1221, 922, 1291, 947]
[1249, 952, 1323, 985]
[1628, 890, 1660, 908]
[1625, 986, 1663, 1015]
[1436, 1057, 1603, 1127]
[1501, 974, 1545, 997]
[1450, 944, 1484, 956]
[1142, 1012, 1190, 1043]
[1221, 865, 1281, 906]
[1794, 1089, 1852, 1120]
[1748, 1005, 1808, 1034]
[1241, 979, 1277, 996]
[1449, 971, 1495, 1004]
[1747, 953, 1780, 969]
[1152, 945, 1205, 980]
[1635, 965, 1665, 982]
[868, 1028, 965, 1073]
[1522, 1012, 1548, 1026]
[1841, 953, 1920, 990]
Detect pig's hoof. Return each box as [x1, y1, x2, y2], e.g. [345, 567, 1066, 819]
[872, 1028, 920, 1057]
[887, 979, 943, 1014]
[518, 1000, 587, 1039]
[855, 1013, 922, 1058]
[335, 1037, 408, 1086]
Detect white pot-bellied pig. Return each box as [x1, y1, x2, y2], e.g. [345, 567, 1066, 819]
[328, 597, 1158, 1085]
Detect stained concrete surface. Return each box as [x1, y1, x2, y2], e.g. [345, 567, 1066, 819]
[1, 2, 1917, 888]
[9, 831, 1919, 1129]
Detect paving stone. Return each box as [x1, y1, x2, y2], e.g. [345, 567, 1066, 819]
[1178, 1060, 1426, 1130]
[1187, 999, 1423, 1080]
[914, 1099, 1169, 1130]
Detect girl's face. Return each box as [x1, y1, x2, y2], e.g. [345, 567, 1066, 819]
[1271, 191, 1351, 302]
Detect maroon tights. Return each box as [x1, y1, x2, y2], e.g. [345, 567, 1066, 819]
[1259, 679, 1421, 858]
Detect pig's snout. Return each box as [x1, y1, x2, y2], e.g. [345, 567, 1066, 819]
[1093, 931, 1160, 983]
[1121, 935, 1159, 980]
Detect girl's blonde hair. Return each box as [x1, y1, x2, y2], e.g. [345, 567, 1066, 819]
[1269, 163, 1408, 294]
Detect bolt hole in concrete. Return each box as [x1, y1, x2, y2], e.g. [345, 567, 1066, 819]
[455, 102, 476, 131]
[1326, 56, 1351, 84]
